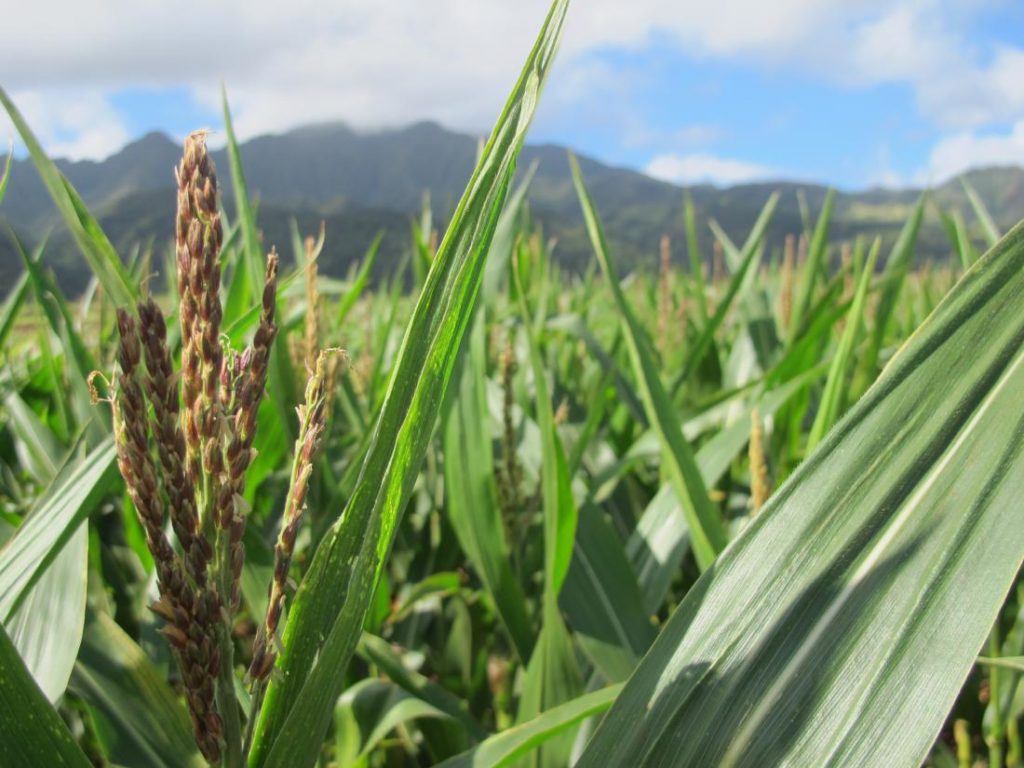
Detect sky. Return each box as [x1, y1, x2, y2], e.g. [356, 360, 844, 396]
[2, 0, 1024, 190]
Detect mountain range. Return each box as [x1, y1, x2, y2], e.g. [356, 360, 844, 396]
[1, 120, 1022, 296]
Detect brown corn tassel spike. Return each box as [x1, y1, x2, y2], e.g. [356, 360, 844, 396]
[137, 298, 213, 586]
[176, 130, 224, 487]
[219, 250, 279, 610]
[249, 350, 332, 681]
[304, 234, 320, 372]
[111, 309, 222, 762]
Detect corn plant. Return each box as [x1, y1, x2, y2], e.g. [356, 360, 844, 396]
[2, 1, 1024, 766]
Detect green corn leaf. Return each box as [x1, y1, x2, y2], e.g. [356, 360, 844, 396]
[11, 232, 100, 424]
[978, 657, 1024, 674]
[0, 440, 117, 619]
[571, 154, 727, 572]
[0, 143, 11, 206]
[2, 523, 86, 704]
[672, 193, 779, 396]
[627, 365, 826, 613]
[442, 313, 533, 661]
[0, 269, 30, 352]
[788, 188, 835, 344]
[863, 193, 926, 379]
[247, 4, 569, 765]
[683, 190, 709, 328]
[0, 620, 91, 768]
[336, 232, 383, 327]
[69, 612, 204, 768]
[334, 678, 453, 764]
[440, 165, 537, 661]
[514, 267, 576, 608]
[546, 313, 646, 425]
[222, 90, 300, 444]
[222, 218, 256, 329]
[577, 219, 1024, 767]
[807, 237, 881, 451]
[483, 161, 537, 303]
[5, 393, 62, 485]
[937, 206, 979, 270]
[435, 685, 622, 768]
[514, 254, 583, 767]
[0, 88, 135, 307]
[222, 87, 266, 308]
[961, 177, 1001, 248]
[797, 189, 812, 237]
[561, 503, 657, 682]
[357, 634, 486, 741]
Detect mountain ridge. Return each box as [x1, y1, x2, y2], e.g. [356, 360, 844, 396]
[1, 121, 1022, 295]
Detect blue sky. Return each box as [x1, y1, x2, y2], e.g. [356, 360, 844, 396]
[3, 1, 1024, 189]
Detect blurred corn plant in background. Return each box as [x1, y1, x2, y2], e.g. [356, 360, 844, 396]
[2, 1, 1024, 766]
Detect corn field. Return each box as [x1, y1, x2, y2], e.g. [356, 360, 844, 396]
[2, 2, 1024, 767]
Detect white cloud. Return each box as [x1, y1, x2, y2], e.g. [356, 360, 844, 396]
[1, 0, 1023, 163]
[846, 4, 1024, 130]
[916, 120, 1024, 186]
[2, 0, 864, 156]
[645, 152, 776, 185]
[2, 1, 564, 146]
[2, 89, 130, 161]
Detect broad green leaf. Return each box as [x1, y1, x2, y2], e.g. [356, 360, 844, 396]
[0, 143, 11, 205]
[937, 206, 979, 270]
[788, 188, 835, 344]
[961, 178, 1000, 248]
[336, 232, 383, 326]
[11, 233, 101, 435]
[357, 634, 486, 741]
[797, 189, 812, 237]
[334, 678, 452, 764]
[682, 190, 709, 328]
[438, 165, 537, 663]
[0, 621, 91, 768]
[0, 271, 29, 351]
[627, 366, 825, 613]
[435, 685, 622, 768]
[483, 161, 537, 303]
[0, 440, 117, 617]
[545, 314, 646, 424]
[571, 154, 727, 572]
[807, 237, 880, 451]
[577, 219, 1024, 767]
[515, 267, 576, 606]
[390, 571, 463, 622]
[5, 393, 61, 485]
[222, 90, 298, 444]
[561, 503, 656, 682]
[222, 87, 265, 308]
[514, 258, 583, 767]
[671, 193, 779, 396]
[69, 612, 204, 768]
[979, 657, 1024, 674]
[221, 218, 256, 328]
[0, 88, 135, 307]
[863, 193, 925, 379]
[240, 525, 275, 625]
[442, 313, 533, 661]
[248, 5, 569, 765]
[224, 267, 301, 345]
[3, 524, 86, 703]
